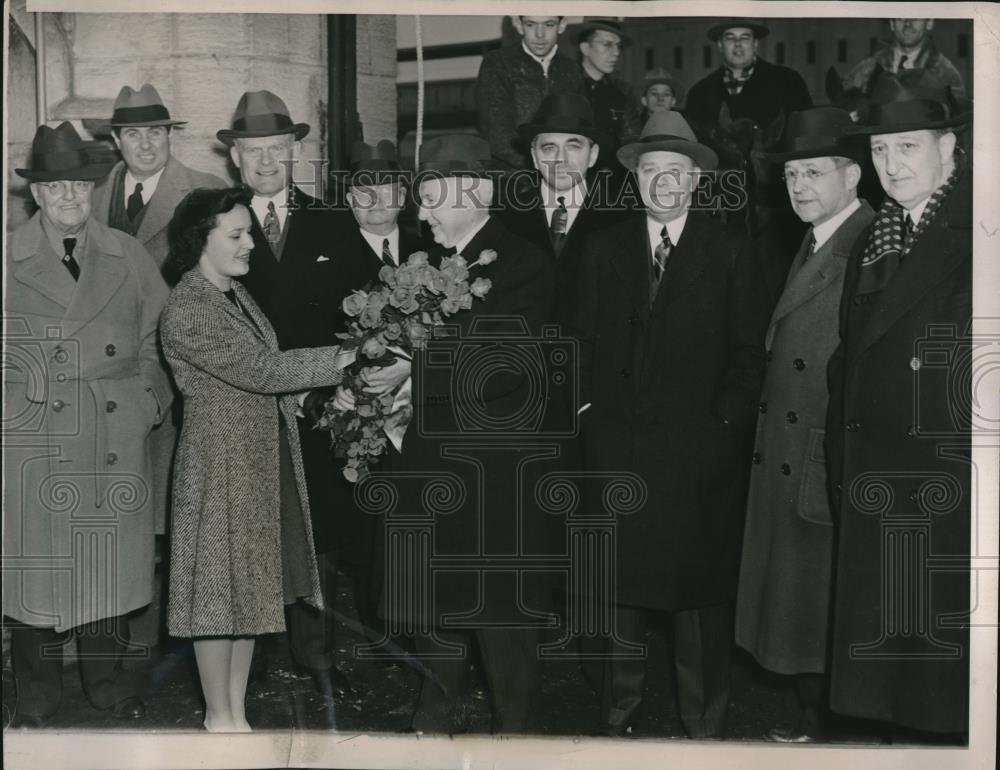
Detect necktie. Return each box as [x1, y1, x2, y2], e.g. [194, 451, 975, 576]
[262, 200, 281, 254]
[126, 182, 144, 221]
[380, 238, 394, 268]
[550, 196, 569, 253]
[903, 212, 915, 250]
[652, 226, 672, 297]
[62, 238, 81, 281]
[899, 54, 909, 70]
[806, 231, 817, 258]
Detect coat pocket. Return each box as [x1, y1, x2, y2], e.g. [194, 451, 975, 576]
[797, 427, 833, 526]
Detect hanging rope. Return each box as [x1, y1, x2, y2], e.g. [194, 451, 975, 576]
[414, 14, 425, 170]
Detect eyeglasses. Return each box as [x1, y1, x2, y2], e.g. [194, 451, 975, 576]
[781, 163, 849, 186]
[36, 180, 94, 195]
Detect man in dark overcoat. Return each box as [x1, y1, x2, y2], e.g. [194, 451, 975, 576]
[684, 19, 812, 134]
[219, 90, 374, 696]
[825, 71, 972, 738]
[735, 107, 875, 743]
[572, 111, 770, 738]
[380, 135, 555, 734]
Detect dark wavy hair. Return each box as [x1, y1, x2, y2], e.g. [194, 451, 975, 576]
[167, 187, 253, 277]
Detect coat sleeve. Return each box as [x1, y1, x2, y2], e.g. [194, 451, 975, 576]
[476, 52, 523, 170]
[130, 241, 173, 424]
[713, 231, 768, 428]
[160, 297, 344, 395]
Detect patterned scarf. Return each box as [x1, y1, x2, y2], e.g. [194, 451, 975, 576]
[855, 164, 960, 296]
[723, 62, 755, 96]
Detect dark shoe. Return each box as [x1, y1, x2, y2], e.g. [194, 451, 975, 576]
[12, 713, 49, 729]
[765, 726, 821, 743]
[110, 696, 146, 720]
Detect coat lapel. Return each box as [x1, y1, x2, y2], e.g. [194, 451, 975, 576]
[852, 179, 971, 360]
[610, 216, 651, 319]
[135, 156, 185, 245]
[63, 221, 128, 338]
[11, 215, 78, 308]
[652, 213, 711, 316]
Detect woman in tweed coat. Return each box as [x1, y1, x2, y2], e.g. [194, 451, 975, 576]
[159, 188, 353, 732]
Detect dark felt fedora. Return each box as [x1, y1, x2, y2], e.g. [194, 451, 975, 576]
[843, 68, 971, 135]
[416, 134, 492, 177]
[348, 140, 409, 186]
[217, 90, 310, 145]
[517, 93, 600, 144]
[765, 107, 862, 163]
[617, 111, 718, 171]
[570, 17, 633, 47]
[707, 18, 771, 42]
[110, 84, 186, 127]
[15, 121, 115, 182]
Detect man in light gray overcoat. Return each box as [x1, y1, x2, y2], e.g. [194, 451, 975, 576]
[3, 122, 172, 727]
[734, 107, 874, 743]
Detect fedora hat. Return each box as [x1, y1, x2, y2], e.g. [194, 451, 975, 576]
[110, 84, 186, 127]
[15, 122, 115, 182]
[617, 111, 718, 171]
[638, 68, 685, 103]
[517, 93, 599, 144]
[765, 107, 862, 163]
[347, 139, 408, 186]
[706, 18, 770, 42]
[570, 17, 633, 47]
[217, 90, 310, 145]
[843, 68, 970, 136]
[416, 134, 492, 177]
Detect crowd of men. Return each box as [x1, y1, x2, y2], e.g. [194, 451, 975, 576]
[3, 14, 973, 744]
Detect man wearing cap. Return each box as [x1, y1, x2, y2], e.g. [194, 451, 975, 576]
[380, 134, 554, 734]
[573, 17, 642, 173]
[825, 71, 971, 738]
[219, 90, 367, 697]
[572, 111, 769, 738]
[685, 20, 812, 134]
[476, 16, 584, 170]
[500, 92, 622, 327]
[735, 108, 875, 743]
[4, 122, 172, 726]
[638, 68, 684, 123]
[845, 19, 965, 97]
[94, 84, 227, 272]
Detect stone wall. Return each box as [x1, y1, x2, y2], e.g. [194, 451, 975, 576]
[5, 6, 398, 233]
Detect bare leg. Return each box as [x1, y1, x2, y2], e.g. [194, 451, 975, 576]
[229, 638, 255, 732]
[194, 638, 235, 732]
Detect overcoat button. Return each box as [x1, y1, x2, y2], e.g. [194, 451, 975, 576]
[752, 452, 762, 464]
[759, 402, 768, 414]
[619, 369, 630, 379]
[105, 344, 116, 356]
[107, 452, 118, 465]
[106, 401, 117, 413]
[793, 358, 805, 371]
[910, 357, 921, 371]
[780, 463, 791, 476]
[846, 421, 861, 432]
[56, 373, 66, 383]
[52, 400, 65, 411]
[906, 424, 917, 437]
[786, 411, 798, 423]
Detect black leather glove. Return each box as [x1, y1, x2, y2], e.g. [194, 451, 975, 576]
[303, 386, 339, 423]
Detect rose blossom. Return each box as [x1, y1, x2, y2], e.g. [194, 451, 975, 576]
[342, 290, 368, 317]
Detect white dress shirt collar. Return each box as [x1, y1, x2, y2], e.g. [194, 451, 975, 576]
[359, 226, 401, 265]
[522, 41, 558, 76]
[250, 187, 290, 231]
[541, 180, 588, 232]
[905, 196, 932, 226]
[811, 198, 861, 251]
[646, 212, 688, 254]
[124, 166, 165, 205]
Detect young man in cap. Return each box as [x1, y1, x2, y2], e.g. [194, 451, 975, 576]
[378, 134, 554, 734]
[4, 122, 172, 727]
[572, 111, 769, 738]
[93, 84, 226, 659]
[825, 71, 972, 740]
[573, 17, 642, 172]
[219, 90, 365, 698]
[735, 107, 875, 743]
[638, 68, 683, 124]
[476, 16, 584, 170]
[685, 20, 812, 134]
[845, 19, 965, 97]
[94, 83, 227, 272]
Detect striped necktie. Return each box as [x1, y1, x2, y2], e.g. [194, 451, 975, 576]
[652, 226, 672, 296]
[262, 200, 281, 254]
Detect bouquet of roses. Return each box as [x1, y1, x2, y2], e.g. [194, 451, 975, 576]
[316, 248, 497, 482]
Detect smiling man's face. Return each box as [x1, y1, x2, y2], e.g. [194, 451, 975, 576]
[231, 134, 298, 197]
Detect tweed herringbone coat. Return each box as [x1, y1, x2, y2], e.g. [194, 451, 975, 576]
[160, 269, 344, 637]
